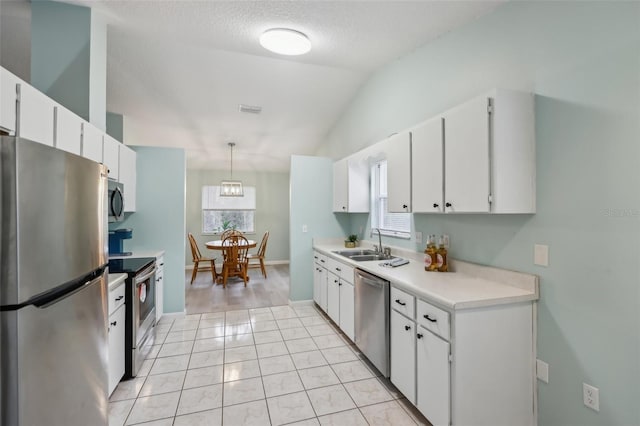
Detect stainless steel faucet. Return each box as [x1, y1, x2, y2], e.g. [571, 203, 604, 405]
[371, 228, 383, 254]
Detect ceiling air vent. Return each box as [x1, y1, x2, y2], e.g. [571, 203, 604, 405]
[238, 104, 262, 114]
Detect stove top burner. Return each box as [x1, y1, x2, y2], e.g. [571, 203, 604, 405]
[108, 257, 155, 275]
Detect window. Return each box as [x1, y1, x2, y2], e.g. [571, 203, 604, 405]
[202, 186, 256, 234]
[371, 161, 411, 238]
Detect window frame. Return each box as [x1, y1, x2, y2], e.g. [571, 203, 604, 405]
[201, 185, 257, 235]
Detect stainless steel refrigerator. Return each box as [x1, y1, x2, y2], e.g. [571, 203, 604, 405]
[0, 137, 109, 426]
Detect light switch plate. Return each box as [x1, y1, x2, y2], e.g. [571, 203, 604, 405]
[302, 225, 308, 233]
[534, 244, 549, 266]
[415, 231, 423, 244]
[536, 359, 549, 383]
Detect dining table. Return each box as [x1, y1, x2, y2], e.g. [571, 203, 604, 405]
[206, 239, 257, 284]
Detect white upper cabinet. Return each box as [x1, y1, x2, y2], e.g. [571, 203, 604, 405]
[332, 154, 369, 213]
[443, 89, 535, 214]
[54, 105, 82, 155]
[385, 131, 412, 213]
[81, 122, 104, 163]
[119, 145, 137, 212]
[18, 83, 55, 146]
[1, 67, 18, 134]
[411, 117, 444, 213]
[443, 95, 490, 213]
[103, 135, 121, 181]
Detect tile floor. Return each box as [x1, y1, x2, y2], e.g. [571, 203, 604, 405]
[109, 304, 430, 426]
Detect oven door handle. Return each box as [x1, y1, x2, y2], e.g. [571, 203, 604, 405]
[135, 267, 157, 285]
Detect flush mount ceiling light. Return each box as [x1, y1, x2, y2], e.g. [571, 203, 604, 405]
[220, 142, 243, 197]
[259, 28, 311, 56]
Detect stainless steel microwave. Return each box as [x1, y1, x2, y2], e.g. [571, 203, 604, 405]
[108, 180, 125, 222]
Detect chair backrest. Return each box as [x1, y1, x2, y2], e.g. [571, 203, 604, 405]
[188, 233, 202, 262]
[221, 229, 243, 240]
[222, 234, 250, 265]
[257, 231, 270, 257]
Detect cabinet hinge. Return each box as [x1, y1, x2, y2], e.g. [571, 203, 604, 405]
[488, 194, 493, 204]
[487, 101, 493, 114]
[448, 354, 453, 363]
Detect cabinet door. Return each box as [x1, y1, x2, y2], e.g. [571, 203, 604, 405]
[155, 259, 164, 322]
[412, 117, 444, 213]
[54, 105, 82, 155]
[18, 83, 54, 146]
[108, 304, 126, 395]
[119, 145, 137, 212]
[327, 271, 340, 324]
[103, 135, 121, 181]
[386, 131, 412, 212]
[417, 328, 450, 426]
[390, 309, 416, 403]
[346, 154, 370, 213]
[313, 264, 321, 306]
[82, 122, 103, 163]
[444, 95, 490, 213]
[333, 158, 348, 212]
[1, 67, 18, 134]
[339, 280, 355, 341]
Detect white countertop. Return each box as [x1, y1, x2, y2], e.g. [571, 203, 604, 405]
[313, 240, 539, 311]
[109, 250, 165, 260]
[108, 273, 127, 291]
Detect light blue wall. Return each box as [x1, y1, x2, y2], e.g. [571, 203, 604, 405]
[289, 156, 349, 301]
[185, 169, 290, 265]
[114, 147, 187, 314]
[318, 2, 640, 425]
[31, 0, 106, 130]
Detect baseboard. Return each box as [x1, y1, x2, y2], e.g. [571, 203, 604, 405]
[288, 299, 315, 307]
[185, 260, 289, 270]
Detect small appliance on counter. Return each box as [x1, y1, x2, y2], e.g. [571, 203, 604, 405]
[109, 228, 133, 257]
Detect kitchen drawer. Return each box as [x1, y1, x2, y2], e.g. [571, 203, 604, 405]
[108, 282, 126, 315]
[313, 251, 328, 267]
[417, 299, 450, 341]
[327, 257, 354, 283]
[391, 286, 415, 318]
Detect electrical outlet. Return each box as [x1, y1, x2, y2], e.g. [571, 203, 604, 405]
[536, 359, 549, 383]
[583, 383, 599, 412]
[302, 225, 308, 233]
[415, 231, 423, 244]
[442, 234, 450, 249]
[534, 244, 549, 266]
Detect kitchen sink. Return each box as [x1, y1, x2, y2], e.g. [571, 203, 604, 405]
[333, 249, 396, 262]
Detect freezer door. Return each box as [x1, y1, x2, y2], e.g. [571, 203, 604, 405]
[1, 275, 108, 426]
[0, 137, 108, 305]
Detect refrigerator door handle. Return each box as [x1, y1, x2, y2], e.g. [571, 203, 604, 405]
[0, 264, 107, 312]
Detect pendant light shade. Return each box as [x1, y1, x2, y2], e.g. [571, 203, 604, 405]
[220, 142, 243, 197]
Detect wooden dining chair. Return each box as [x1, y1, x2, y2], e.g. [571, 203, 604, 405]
[220, 234, 250, 287]
[188, 233, 217, 284]
[247, 231, 269, 278]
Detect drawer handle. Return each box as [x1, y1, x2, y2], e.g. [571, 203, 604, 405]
[395, 299, 406, 306]
[160, 263, 164, 266]
[336, 268, 341, 272]
[115, 296, 124, 301]
[417, 333, 423, 339]
[334, 280, 338, 283]
[156, 278, 161, 282]
[423, 314, 437, 323]
[320, 260, 325, 263]
[110, 321, 117, 326]
[404, 325, 411, 331]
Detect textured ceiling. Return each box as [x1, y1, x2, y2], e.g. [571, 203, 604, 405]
[60, 0, 504, 171]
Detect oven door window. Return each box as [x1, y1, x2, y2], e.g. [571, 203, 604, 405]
[137, 274, 155, 323]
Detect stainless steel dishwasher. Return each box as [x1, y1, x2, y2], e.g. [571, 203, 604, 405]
[354, 268, 390, 377]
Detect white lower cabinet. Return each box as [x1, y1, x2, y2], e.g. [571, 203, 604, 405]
[313, 252, 328, 312]
[108, 280, 126, 396]
[338, 279, 355, 341]
[390, 309, 416, 403]
[389, 284, 534, 426]
[155, 255, 165, 322]
[416, 327, 450, 426]
[327, 271, 340, 324]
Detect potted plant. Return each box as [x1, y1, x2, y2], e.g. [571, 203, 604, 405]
[344, 234, 359, 248]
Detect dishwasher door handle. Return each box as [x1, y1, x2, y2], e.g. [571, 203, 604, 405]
[357, 275, 384, 289]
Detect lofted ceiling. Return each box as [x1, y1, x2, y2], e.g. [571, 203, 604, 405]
[59, 0, 504, 171]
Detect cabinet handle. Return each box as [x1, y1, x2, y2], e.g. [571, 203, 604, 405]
[423, 314, 437, 323]
[433, 203, 439, 208]
[160, 263, 164, 266]
[445, 202, 452, 208]
[156, 278, 161, 282]
[403, 204, 408, 209]
[115, 296, 124, 301]
[395, 299, 406, 306]
[417, 333, 423, 339]
[336, 268, 341, 272]
[342, 206, 346, 210]
[314, 256, 318, 259]
[339, 282, 342, 286]
[320, 260, 325, 263]
[334, 280, 338, 283]
[110, 321, 117, 326]
[404, 325, 411, 331]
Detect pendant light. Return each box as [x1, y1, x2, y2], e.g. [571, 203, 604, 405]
[220, 142, 244, 197]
